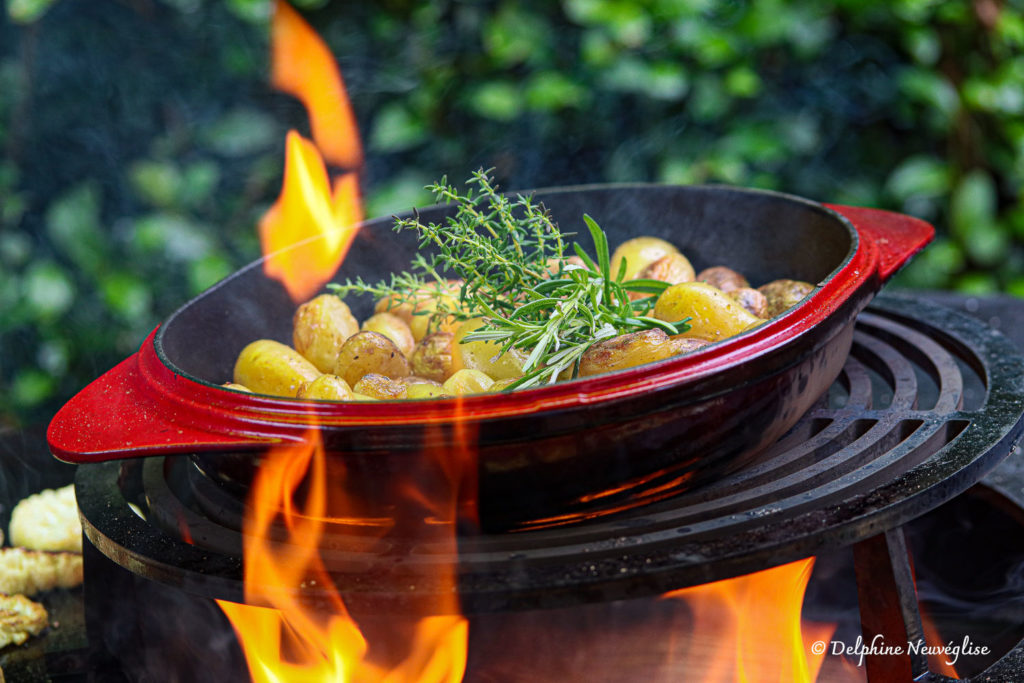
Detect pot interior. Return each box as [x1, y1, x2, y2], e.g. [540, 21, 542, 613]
[157, 185, 854, 388]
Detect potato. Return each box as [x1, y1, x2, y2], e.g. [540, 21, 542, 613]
[332, 331, 411, 386]
[653, 281, 765, 341]
[221, 382, 253, 393]
[636, 252, 695, 285]
[631, 252, 696, 301]
[442, 369, 495, 395]
[758, 279, 815, 318]
[297, 374, 353, 401]
[233, 339, 321, 397]
[375, 279, 463, 341]
[451, 318, 529, 380]
[729, 287, 769, 318]
[488, 377, 522, 392]
[610, 236, 679, 281]
[292, 294, 360, 373]
[410, 332, 455, 383]
[696, 266, 749, 293]
[361, 312, 415, 357]
[578, 329, 696, 377]
[399, 376, 443, 388]
[352, 373, 408, 400]
[545, 255, 587, 276]
[405, 380, 451, 399]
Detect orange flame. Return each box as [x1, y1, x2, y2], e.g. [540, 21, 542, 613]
[663, 558, 835, 683]
[217, 429, 470, 682]
[271, 0, 363, 168]
[261, 1, 364, 302]
[258, 131, 362, 302]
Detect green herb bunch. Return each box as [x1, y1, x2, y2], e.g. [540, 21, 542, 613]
[330, 171, 690, 389]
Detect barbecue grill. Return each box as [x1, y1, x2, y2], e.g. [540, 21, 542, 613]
[7, 293, 1022, 681]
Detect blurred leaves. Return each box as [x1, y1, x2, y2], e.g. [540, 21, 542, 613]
[3, 0, 1024, 425]
[5, 0, 58, 24]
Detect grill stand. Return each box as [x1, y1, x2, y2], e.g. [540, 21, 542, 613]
[854, 530, 929, 680]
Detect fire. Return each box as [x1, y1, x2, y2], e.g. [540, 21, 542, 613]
[663, 558, 835, 683]
[258, 131, 362, 302]
[261, 0, 364, 302]
[271, 0, 363, 169]
[217, 429, 470, 682]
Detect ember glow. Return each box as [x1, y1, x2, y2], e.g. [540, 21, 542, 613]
[261, 0, 364, 302]
[217, 430, 469, 682]
[663, 558, 836, 683]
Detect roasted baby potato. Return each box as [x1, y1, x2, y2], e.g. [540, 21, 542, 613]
[411, 332, 455, 383]
[489, 377, 522, 392]
[452, 317, 529, 380]
[361, 312, 416, 357]
[729, 287, 769, 318]
[637, 252, 695, 285]
[293, 294, 360, 373]
[696, 266, 749, 293]
[333, 331, 411, 386]
[654, 282, 765, 341]
[443, 368, 495, 395]
[234, 339, 321, 397]
[353, 373, 409, 400]
[610, 236, 680, 281]
[578, 328, 697, 377]
[401, 376, 451, 399]
[297, 374, 354, 401]
[375, 279, 464, 341]
[759, 279, 815, 318]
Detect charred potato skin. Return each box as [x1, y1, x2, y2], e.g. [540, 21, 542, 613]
[332, 331, 411, 387]
[653, 282, 765, 341]
[234, 339, 321, 398]
[579, 329, 693, 377]
[758, 279, 815, 318]
[411, 332, 455, 383]
[292, 295, 360, 373]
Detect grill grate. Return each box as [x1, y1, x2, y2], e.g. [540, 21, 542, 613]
[76, 294, 1024, 615]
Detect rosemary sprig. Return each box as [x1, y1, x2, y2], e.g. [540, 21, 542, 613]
[329, 171, 690, 389]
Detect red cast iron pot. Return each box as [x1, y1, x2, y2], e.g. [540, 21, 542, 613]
[48, 185, 932, 530]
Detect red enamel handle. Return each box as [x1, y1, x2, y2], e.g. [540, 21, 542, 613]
[825, 204, 935, 282]
[46, 329, 289, 463]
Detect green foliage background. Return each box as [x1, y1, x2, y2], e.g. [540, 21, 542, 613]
[1, 0, 1022, 426]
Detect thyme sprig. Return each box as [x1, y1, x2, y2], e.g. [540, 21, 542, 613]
[329, 171, 691, 389]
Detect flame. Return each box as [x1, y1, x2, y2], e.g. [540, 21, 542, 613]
[261, 1, 364, 302]
[258, 131, 362, 302]
[663, 558, 833, 683]
[919, 597, 959, 678]
[271, 0, 363, 168]
[218, 429, 470, 682]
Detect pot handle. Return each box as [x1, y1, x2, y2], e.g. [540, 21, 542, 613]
[47, 330, 282, 463]
[825, 204, 934, 282]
